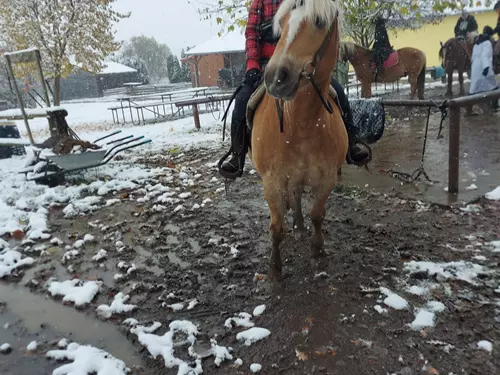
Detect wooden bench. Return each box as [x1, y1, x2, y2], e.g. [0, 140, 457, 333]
[174, 94, 233, 129]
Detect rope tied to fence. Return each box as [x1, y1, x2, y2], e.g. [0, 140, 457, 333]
[386, 100, 445, 184]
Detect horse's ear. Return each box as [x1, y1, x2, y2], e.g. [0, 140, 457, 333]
[440, 41, 444, 47]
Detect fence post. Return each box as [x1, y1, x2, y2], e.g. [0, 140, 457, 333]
[448, 104, 460, 194]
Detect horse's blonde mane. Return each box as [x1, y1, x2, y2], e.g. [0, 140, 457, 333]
[273, 0, 343, 37]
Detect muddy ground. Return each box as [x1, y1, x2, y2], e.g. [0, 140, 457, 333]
[1, 86, 500, 375]
[2, 141, 500, 375]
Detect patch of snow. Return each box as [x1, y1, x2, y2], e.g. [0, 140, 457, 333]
[187, 300, 199, 310]
[224, 312, 254, 328]
[380, 287, 409, 310]
[0, 250, 35, 278]
[0, 343, 12, 353]
[122, 318, 138, 326]
[485, 186, 500, 200]
[211, 339, 233, 366]
[26, 340, 37, 351]
[404, 261, 486, 285]
[46, 342, 130, 374]
[58, 338, 68, 348]
[250, 363, 262, 373]
[50, 237, 64, 246]
[236, 327, 271, 346]
[486, 241, 500, 253]
[253, 305, 266, 317]
[167, 303, 185, 312]
[178, 192, 191, 199]
[130, 321, 202, 374]
[96, 292, 137, 319]
[408, 285, 429, 296]
[47, 279, 101, 307]
[374, 305, 388, 315]
[92, 249, 108, 262]
[234, 358, 243, 367]
[477, 340, 493, 353]
[105, 198, 121, 207]
[465, 184, 478, 191]
[410, 309, 435, 330]
[425, 301, 446, 313]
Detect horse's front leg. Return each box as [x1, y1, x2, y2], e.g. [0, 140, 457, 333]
[263, 178, 287, 281]
[361, 81, 371, 98]
[446, 69, 453, 97]
[409, 74, 417, 100]
[310, 180, 336, 259]
[292, 186, 306, 238]
[458, 69, 465, 96]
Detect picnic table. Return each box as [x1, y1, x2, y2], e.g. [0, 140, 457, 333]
[108, 86, 230, 125]
[174, 94, 233, 129]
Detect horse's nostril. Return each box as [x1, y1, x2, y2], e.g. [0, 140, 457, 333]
[277, 67, 289, 85]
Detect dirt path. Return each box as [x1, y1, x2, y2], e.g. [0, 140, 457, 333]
[2, 142, 499, 375]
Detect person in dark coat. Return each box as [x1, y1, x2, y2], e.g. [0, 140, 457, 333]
[494, 1, 500, 36]
[454, 10, 479, 40]
[371, 17, 394, 74]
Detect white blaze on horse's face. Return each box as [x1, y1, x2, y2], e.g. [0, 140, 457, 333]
[264, 0, 342, 100]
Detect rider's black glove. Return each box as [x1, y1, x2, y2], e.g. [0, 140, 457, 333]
[245, 69, 262, 88]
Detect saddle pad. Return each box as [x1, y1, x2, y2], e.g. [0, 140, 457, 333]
[349, 99, 385, 144]
[371, 51, 399, 70]
[246, 82, 267, 132]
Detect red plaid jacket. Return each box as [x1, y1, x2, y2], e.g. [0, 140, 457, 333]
[245, 0, 282, 72]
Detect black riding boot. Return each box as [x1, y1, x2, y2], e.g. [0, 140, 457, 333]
[220, 82, 256, 178]
[330, 78, 371, 166]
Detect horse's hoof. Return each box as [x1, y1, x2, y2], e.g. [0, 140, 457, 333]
[267, 267, 283, 282]
[294, 228, 307, 240]
[311, 245, 326, 259]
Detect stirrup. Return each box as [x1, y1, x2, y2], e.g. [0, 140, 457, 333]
[347, 140, 373, 167]
[218, 147, 243, 180]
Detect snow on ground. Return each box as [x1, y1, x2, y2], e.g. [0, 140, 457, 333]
[0, 249, 35, 278]
[485, 186, 500, 200]
[403, 261, 486, 285]
[96, 292, 137, 319]
[236, 327, 271, 346]
[47, 279, 101, 307]
[379, 287, 409, 310]
[224, 312, 255, 328]
[477, 340, 493, 353]
[46, 342, 130, 375]
[129, 320, 203, 375]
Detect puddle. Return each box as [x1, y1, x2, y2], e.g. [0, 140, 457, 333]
[132, 245, 164, 277]
[167, 251, 190, 269]
[0, 283, 141, 366]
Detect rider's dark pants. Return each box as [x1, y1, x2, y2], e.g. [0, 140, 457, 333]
[230, 77, 356, 153]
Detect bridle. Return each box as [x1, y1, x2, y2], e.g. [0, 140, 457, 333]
[275, 16, 337, 133]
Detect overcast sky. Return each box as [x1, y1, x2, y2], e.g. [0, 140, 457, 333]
[113, 0, 223, 57]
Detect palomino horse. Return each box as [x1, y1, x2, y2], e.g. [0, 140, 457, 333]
[339, 42, 427, 99]
[438, 37, 474, 97]
[249, 0, 348, 280]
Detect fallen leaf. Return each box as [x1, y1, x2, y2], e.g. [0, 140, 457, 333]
[120, 193, 129, 199]
[295, 348, 308, 361]
[11, 229, 25, 240]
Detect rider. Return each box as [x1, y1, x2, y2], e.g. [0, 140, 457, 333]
[371, 17, 394, 75]
[454, 10, 479, 40]
[494, 1, 500, 36]
[219, 0, 370, 178]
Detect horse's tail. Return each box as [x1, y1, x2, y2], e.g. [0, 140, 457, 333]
[417, 60, 426, 100]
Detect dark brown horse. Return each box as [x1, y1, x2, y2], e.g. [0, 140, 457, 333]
[438, 37, 474, 97]
[494, 39, 500, 74]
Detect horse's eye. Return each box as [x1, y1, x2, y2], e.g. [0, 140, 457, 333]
[315, 17, 325, 29]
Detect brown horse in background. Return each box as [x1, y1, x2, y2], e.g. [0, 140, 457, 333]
[249, 0, 348, 280]
[438, 37, 473, 97]
[339, 41, 427, 99]
[494, 39, 500, 74]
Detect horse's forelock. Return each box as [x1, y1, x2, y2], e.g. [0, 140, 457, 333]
[273, 0, 343, 37]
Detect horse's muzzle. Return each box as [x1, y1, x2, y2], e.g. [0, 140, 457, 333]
[264, 64, 299, 100]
